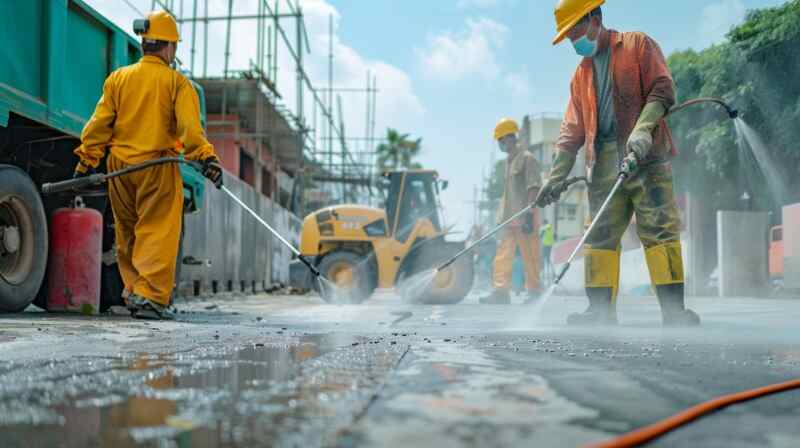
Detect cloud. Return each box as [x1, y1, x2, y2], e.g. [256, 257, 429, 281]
[456, 0, 516, 10]
[700, 0, 746, 45]
[84, 0, 424, 156]
[504, 71, 530, 99]
[416, 18, 508, 81]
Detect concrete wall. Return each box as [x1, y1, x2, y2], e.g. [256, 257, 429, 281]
[717, 211, 769, 297]
[686, 192, 718, 296]
[178, 172, 300, 296]
[783, 203, 800, 289]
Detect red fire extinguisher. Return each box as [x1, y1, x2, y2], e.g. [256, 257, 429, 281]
[47, 197, 103, 314]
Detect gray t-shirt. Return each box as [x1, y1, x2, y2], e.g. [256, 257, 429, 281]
[593, 46, 616, 142]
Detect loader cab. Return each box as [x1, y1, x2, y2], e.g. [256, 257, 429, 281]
[382, 170, 445, 242]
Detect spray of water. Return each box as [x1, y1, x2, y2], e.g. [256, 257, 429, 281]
[312, 207, 446, 305]
[497, 282, 560, 331]
[397, 268, 439, 304]
[316, 276, 354, 305]
[527, 283, 559, 321]
[733, 117, 790, 205]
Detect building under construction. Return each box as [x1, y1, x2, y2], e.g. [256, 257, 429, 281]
[138, 0, 383, 291]
[0, 0, 385, 306]
[150, 0, 380, 217]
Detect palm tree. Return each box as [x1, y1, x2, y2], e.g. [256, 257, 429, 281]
[376, 129, 423, 172]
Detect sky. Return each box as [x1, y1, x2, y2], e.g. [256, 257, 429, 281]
[86, 0, 786, 233]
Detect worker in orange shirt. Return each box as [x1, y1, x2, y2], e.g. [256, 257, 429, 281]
[538, 1, 700, 326]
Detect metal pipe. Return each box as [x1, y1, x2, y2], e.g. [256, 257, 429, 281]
[221, 186, 319, 276]
[176, 13, 297, 22]
[223, 0, 233, 78]
[190, 0, 197, 74]
[203, 0, 208, 77]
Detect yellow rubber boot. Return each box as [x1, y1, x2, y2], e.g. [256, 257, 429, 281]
[645, 242, 700, 327]
[567, 246, 621, 326]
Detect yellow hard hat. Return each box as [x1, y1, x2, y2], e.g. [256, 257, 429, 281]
[135, 10, 180, 43]
[552, 0, 605, 45]
[494, 118, 519, 141]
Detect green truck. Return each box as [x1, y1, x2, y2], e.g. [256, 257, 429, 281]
[0, 0, 206, 312]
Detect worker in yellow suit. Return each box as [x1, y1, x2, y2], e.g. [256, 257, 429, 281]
[480, 118, 543, 305]
[73, 11, 222, 320]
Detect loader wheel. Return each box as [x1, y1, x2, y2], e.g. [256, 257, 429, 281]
[315, 251, 374, 304]
[398, 242, 474, 305]
[0, 165, 48, 312]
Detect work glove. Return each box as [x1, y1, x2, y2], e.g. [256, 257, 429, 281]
[536, 150, 576, 207]
[626, 101, 668, 162]
[521, 211, 535, 235]
[619, 152, 639, 177]
[626, 129, 653, 162]
[537, 180, 562, 207]
[201, 157, 223, 189]
[73, 162, 95, 179]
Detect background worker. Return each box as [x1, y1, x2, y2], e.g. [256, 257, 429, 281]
[480, 118, 543, 305]
[540, 219, 555, 282]
[73, 11, 223, 320]
[538, 0, 700, 326]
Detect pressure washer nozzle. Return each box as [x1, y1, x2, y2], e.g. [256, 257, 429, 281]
[298, 255, 321, 277]
[728, 108, 739, 119]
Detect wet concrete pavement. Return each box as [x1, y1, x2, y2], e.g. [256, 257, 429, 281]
[1, 291, 799, 447]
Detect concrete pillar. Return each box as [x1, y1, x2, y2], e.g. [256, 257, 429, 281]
[686, 193, 717, 296]
[783, 204, 800, 289]
[717, 211, 769, 297]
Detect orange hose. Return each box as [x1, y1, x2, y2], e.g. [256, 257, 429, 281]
[586, 378, 800, 448]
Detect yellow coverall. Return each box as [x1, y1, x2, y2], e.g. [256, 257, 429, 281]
[492, 149, 542, 293]
[75, 55, 217, 305]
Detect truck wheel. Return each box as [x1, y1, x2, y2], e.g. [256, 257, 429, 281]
[315, 251, 374, 304]
[0, 165, 48, 312]
[399, 242, 474, 305]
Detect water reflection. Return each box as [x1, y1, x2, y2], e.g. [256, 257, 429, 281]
[0, 336, 389, 447]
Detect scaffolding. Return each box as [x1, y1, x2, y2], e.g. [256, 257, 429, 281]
[148, 0, 381, 214]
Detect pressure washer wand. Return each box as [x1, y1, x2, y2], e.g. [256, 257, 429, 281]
[41, 157, 200, 194]
[436, 176, 587, 273]
[551, 173, 626, 286]
[221, 186, 320, 278]
[41, 157, 320, 278]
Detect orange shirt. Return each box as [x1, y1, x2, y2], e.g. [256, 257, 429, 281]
[556, 30, 677, 170]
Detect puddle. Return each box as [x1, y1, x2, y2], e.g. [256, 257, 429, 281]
[0, 335, 408, 447]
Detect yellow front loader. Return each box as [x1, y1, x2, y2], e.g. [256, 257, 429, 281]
[289, 170, 474, 304]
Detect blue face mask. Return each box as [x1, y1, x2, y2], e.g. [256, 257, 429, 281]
[571, 23, 598, 57]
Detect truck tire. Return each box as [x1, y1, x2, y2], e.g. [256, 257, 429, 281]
[0, 165, 48, 312]
[398, 241, 474, 305]
[314, 251, 375, 304]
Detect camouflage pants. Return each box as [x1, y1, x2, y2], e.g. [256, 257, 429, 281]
[587, 141, 682, 250]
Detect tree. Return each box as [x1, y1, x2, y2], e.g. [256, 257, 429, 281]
[667, 0, 800, 213]
[376, 129, 423, 172]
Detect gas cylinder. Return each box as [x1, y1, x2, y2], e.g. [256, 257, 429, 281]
[47, 197, 103, 314]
